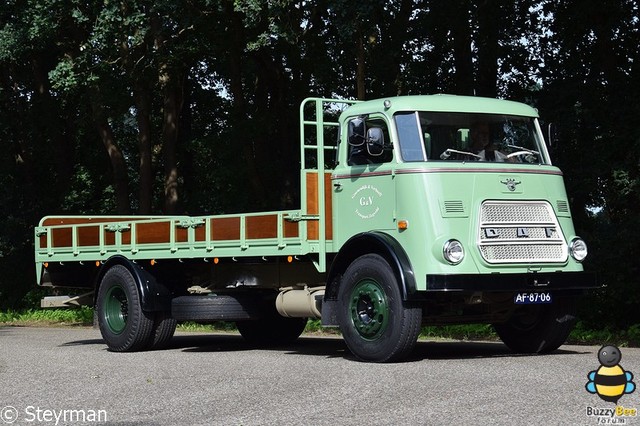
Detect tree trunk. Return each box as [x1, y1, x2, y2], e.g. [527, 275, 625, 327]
[224, 0, 267, 207]
[356, 29, 366, 100]
[90, 99, 131, 214]
[159, 65, 183, 215]
[134, 81, 154, 215]
[451, 0, 474, 96]
[475, 0, 501, 97]
[31, 55, 74, 191]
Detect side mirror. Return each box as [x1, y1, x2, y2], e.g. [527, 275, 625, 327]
[348, 118, 365, 146]
[366, 127, 385, 156]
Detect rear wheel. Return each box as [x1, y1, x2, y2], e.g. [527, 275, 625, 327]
[494, 296, 577, 353]
[96, 265, 154, 352]
[149, 311, 177, 350]
[337, 254, 422, 362]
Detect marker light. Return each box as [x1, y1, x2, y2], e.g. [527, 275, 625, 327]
[398, 220, 409, 231]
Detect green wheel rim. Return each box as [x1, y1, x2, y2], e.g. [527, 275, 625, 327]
[349, 279, 389, 340]
[103, 285, 128, 334]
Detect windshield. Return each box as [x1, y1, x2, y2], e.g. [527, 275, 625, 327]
[395, 111, 547, 164]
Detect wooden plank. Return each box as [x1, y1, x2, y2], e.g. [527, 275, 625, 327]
[246, 215, 278, 239]
[42, 217, 153, 226]
[306, 172, 333, 240]
[211, 217, 241, 240]
[283, 219, 299, 238]
[52, 228, 72, 248]
[176, 227, 189, 243]
[41, 217, 151, 249]
[136, 222, 171, 245]
[78, 226, 100, 247]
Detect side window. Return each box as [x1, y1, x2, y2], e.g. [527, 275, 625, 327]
[395, 112, 426, 161]
[347, 118, 393, 166]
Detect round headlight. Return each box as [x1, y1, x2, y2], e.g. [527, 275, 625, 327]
[570, 238, 588, 262]
[443, 240, 464, 264]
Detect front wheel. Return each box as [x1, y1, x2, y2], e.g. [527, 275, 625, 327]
[96, 265, 154, 352]
[337, 254, 422, 362]
[494, 296, 577, 354]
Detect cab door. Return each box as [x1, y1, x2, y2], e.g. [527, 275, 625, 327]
[332, 114, 396, 247]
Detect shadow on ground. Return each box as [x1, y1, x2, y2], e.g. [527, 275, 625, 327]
[59, 330, 590, 362]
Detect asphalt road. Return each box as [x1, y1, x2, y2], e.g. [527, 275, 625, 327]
[0, 327, 639, 426]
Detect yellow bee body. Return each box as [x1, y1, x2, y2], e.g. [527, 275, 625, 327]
[594, 365, 627, 402]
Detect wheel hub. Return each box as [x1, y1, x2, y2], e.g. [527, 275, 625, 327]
[104, 286, 128, 334]
[349, 279, 389, 340]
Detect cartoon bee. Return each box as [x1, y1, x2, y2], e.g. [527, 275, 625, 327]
[586, 345, 636, 403]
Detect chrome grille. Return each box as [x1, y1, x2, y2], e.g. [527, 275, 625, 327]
[481, 203, 552, 223]
[478, 201, 568, 264]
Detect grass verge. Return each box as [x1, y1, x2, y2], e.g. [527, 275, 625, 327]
[0, 307, 94, 326]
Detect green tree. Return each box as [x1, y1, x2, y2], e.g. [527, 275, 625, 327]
[537, 0, 640, 329]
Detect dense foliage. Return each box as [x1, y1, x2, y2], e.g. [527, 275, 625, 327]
[1, 1, 638, 331]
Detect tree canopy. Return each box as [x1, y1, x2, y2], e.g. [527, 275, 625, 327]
[1, 0, 639, 330]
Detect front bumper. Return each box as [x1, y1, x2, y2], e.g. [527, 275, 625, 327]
[425, 271, 599, 292]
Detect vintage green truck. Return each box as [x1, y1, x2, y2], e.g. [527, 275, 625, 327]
[34, 95, 597, 362]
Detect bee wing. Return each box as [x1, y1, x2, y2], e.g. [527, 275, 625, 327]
[586, 381, 597, 393]
[587, 371, 596, 380]
[624, 378, 635, 394]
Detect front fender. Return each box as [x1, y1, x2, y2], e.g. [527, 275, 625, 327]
[326, 231, 417, 301]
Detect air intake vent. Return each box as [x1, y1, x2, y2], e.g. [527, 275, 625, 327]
[440, 200, 467, 217]
[444, 200, 464, 213]
[556, 200, 570, 214]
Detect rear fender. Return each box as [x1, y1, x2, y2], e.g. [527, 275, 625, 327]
[95, 256, 171, 312]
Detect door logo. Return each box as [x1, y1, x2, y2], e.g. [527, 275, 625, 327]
[352, 185, 382, 219]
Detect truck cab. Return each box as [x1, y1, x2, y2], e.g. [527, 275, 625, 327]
[323, 95, 596, 361]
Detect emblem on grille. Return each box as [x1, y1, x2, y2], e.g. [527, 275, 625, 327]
[500, 178, 521, 192]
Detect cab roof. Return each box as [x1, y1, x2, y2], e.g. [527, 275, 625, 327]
[340, 94, 539, 120]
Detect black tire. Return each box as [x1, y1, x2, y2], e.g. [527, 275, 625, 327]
[236, 316, 308, 346]
[171, 295, 263, 322]
[337, 254, 422, 362]
[96, 265, 154, 352]
[494, 296, 577, 354]
[149, 311, 177, 350]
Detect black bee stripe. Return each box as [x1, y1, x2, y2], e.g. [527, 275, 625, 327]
[595, 374, 626, 386]
[599, 394, 621, 403]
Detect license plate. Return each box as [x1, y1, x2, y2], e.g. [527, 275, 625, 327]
[514, 292, 552, 304]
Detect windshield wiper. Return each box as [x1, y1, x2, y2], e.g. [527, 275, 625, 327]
[506, 144, 540, 156]
[440, 149, 482, 160]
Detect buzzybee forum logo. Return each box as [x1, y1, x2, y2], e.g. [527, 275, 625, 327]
[586, 345, 636, 403]
[584, 345, 637, 423]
